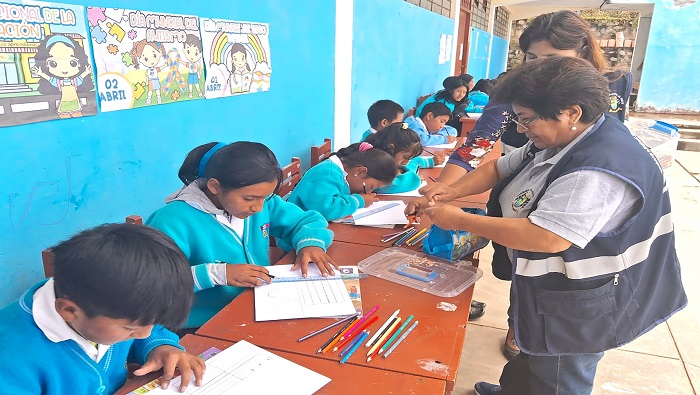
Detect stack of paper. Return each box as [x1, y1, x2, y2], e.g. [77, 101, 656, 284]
[352, 200, 409, 226]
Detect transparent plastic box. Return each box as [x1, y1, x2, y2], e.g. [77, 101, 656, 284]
[627, 119, 680, 170]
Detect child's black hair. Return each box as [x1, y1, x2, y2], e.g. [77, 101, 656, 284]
[420, 102, 452, 119]
[178, 141, 283, 190]
[367, 100, 405, 129]
[434, 76, 468, 105]
[365, 123, 422, 159]
[34, 34, 94, 94]
[184, 34, 202, 51]
[472, 79, 495, 95]
[51, 223, 193, 328]
[333, 144, 397, 184]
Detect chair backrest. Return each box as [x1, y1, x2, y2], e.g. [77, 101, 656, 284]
[407, 107, 416, 117]
[417, 94, 431, 107]
[42, 215, 143, 278]
[278, 157, 301, 199]
[310, 138, 332, 167]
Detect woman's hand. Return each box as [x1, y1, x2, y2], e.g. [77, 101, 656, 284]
[292, 247, 338, 277]
[419, 182, 459, 205]
[134, 346, 206, 392]
[361, 193, 379, 207]
[405, 197, 430, 220]
[433, 154, 445, 166]
[225, 264, 271, 287]
[425, 205, 468, 230]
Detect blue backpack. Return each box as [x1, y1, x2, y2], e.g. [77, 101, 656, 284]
[422, 208, 490, 261]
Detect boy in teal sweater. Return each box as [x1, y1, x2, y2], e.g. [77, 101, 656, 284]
[360, 99, 405, 142]
[0, 224, 203, 394]
[147, 142, 335, 328]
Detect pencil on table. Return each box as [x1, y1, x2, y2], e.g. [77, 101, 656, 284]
[382, 227, 414, 243]
[393, 229, 417, 246]
[366, 309, 400, 348]
[378, 315, 414, 355]
[332, 315, 378, 352]
[429, 176, 437, 182]
[404, 228, 427, 245]
[342, 305, 379, 340]
[319, 317, 358, 353]
[340, 331, 369, 364]
[382, 321, 419, 358]
[367, 317, 402, 362]
[408, 232, 430, 246]
[299, 313, 358, 342]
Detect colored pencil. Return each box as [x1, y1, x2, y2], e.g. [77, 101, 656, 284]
[332, 315, 378, 352]
[429, 176, 437, 182]
[365, 309, 400, 347]
[342, 305, 379, 340]
[299, 313, 358, 342]
[398, 228, 420, 246]
[404, 228, 427, 245]
[366, 317, 401, 362]
[393, 229, 417, 246]
[408, 232, 429, 246]
[339, 330, 367, 357]
[340, 331, 369, 364]
[382, 321, 419, 358]
[382, 227, 414, 243]
[378, 315, 414, 355]
[319, 317, 358, 354]
[381, 230, 405, 238]
[363, 182, 367, 194]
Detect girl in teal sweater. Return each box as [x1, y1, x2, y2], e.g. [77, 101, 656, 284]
[147, 142, 335, 328]
[288, 142, 397, 221]
[366, 122, 444, 194]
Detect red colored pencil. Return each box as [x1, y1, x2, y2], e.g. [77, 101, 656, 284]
[332, 315, 379, 352]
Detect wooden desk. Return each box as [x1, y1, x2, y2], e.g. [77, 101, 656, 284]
[197, 241, 474, 393]
[117, 335, 446, 395]
[459, 117, 477, 136]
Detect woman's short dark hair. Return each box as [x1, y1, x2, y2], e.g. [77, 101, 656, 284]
[519, 10, 606, 72]
[52, 223, 193, 328]
[334, 144, 397, 184]
[365, 122, 423, 159]
[178, 142, 283, 190]
[492, 57, 609, 124]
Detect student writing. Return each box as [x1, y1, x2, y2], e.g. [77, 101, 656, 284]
[0, 224, 204, 394]
[405, 102, 459, 146]
[288, 142, 397, 221]
[147, 142, 335, 329]
[360, 99, 405, 142]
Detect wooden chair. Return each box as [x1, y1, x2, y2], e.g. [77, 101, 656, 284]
[407, 107, 416, 117]
[310, 138, 332, 167]
[42, 215, 143, 278]
[417, 94, 431, 108]
[277, 157, 301, 200]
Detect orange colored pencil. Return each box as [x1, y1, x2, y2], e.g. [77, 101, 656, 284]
[332, 315, 379, 352]
[321, 317, 359, 353]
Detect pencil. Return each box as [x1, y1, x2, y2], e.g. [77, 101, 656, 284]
[404, 228, 427, 245]
[319, 317, 358, 353]
[408, 232, 429, 246]
[339, 329, 368, 357]
[363, 182, 367, 194]
[378, 315, 414, 355]
[342, 305, 379, 340]
[403, 216, 417, 229]
[382, 227, 414, 243]
[429, 176, 437, 182]
[365, 309, 400, 347]
[366, 317, 401, 362]
[382, 321, 419, 358]
[393, 229, 416, 246]
[299, 313, 358, 342]
[397, 228, 420, 246]
[340, 331, 369, 364]
[332, 315, 378, 352]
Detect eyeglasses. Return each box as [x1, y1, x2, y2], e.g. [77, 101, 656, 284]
[512, 115, 541, 131]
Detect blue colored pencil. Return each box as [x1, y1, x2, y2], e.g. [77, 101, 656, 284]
[393, 228, 417, 246]
[339, 329, 367, 357]
[382, 321, 418, 358]
[379, 315, 414, 355]
[340, 331, 369, 364]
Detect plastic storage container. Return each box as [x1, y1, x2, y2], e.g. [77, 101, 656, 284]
[627, 119, 680, 170]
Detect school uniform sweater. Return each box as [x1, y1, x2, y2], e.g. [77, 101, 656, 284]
[0, 280, 182, 395]
[360, 127, 378, 142]
[147, 181, 333, 328]
[405, 115, 458, 147]
[288, 156, 365, 221]
[375, 156, 433, 194]
[465, 91, 489, 113]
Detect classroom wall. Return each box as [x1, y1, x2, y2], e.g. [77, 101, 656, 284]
[0, 0, 336, 305]
[637, 0, 700, 112]
[488, 35, 508, 79]
[466, 27, 491, 80]
[350, 0, 455, 142]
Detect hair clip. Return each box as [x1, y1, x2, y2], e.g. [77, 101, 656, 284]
[401, 122, 409, 130]
[359, 142, 373, 152]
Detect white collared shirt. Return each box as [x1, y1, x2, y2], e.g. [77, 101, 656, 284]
[32, 279, 109, 362]
[328, 155, 350, 187]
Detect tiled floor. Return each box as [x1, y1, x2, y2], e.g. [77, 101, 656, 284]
[454, 150, 700, 394]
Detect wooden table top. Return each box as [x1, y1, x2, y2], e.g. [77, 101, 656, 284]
[116, 334, 446, 395]
[196, 241, 474, 393]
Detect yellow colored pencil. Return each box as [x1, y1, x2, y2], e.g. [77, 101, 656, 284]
[404, 228, 427, 245]
[322, 317, 359, 353]
[367, 317, 402, 359]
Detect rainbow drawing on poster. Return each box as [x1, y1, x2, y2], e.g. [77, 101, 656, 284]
[200, 17, 271, 99]
[0, 1, 96, 127]
[87, 7, 205, 112]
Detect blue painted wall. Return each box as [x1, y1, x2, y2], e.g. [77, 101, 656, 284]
[350, 0, 455, 142]
[467, 28, 491, 80]
[0, 0, 336, 305]
[637, 0, 700, 112]
[488, 35, 508, 79]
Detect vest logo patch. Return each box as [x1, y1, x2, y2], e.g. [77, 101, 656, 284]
[512, 189, 534, 214]
[260, 223, 270, 238]
[609, 93, 624, 113]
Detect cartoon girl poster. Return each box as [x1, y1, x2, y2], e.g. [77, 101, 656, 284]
[199, 17, 272, 99]
[87, 7, 204, 112]
[0, 1, 96, 127]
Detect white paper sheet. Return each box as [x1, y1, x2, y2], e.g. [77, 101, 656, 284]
[425, 140, 458, 149]
[418, 155, 446, 168]
[465, 112, 482, 119]
[255, 265, 357, 321]
[148, 340, 330, 395]
[377, 181, 427, 197]
[352, 200, 409, 226]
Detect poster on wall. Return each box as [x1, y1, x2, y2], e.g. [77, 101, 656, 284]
[199, 17, 271, 99]
[87, 7, 205, 111]
[0, 1, 96, 127]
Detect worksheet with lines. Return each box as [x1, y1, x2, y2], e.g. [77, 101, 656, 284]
[148, 340, 329, 394]
[254, 264, 356, 321]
